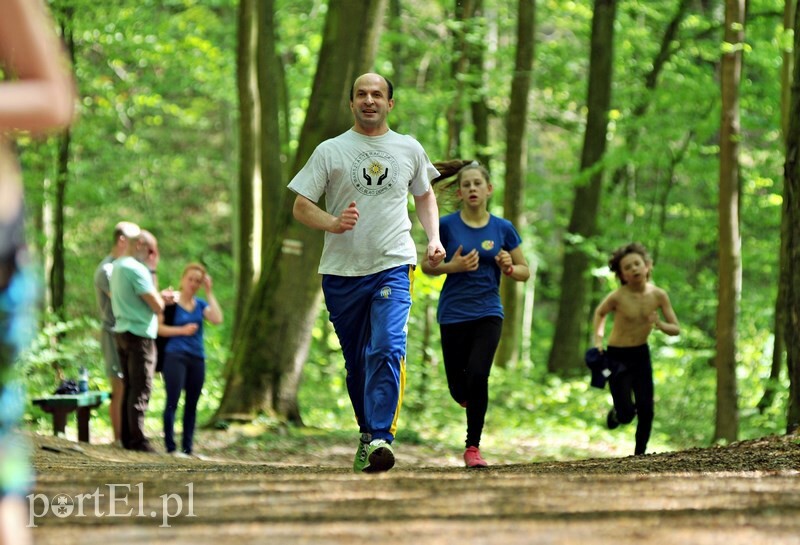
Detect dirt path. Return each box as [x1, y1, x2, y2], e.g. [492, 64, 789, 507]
[27, 432, 800, 544]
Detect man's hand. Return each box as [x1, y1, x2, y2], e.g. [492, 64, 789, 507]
[426, 237, 446, 268]
[145, 246, 159, 272]
[331, 201, 359, 234]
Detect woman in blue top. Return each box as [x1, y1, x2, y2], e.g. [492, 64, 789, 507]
[422, 161, 530, 468]
[158, 263, 223, 456]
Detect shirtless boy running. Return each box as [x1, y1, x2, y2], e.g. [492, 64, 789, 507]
[592, 242, 680, 455]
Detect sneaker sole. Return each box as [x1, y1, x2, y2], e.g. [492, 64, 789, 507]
[363, 446, 395, 473]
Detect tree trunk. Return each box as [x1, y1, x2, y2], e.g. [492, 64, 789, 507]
[547, 0, 617, 375]
[233, 0, 258, 334]
[49, 6, 75, 322]
[50, 130, 69, 320]
[781, 1, 796, 140]
[784, 0, 800, 434]
[714, 0, 744, 443]
[468, 0, 490, 169]
[259, 0, 286, 245]
[761, 0, 797, 414]
[496, 0, 535, 367]
[445, 0, 477, 159]
[214, 0, 387, 424]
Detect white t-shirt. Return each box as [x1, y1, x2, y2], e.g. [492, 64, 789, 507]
[288, 128, 439, 276]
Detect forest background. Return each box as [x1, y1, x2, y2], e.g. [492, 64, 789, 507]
[13, 0, 799, 460]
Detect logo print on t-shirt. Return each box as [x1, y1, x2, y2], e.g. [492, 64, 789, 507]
[481, 240, 495, 251]
[351, 150, 399, 196]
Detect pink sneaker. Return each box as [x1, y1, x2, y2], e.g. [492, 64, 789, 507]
[463, 446, 488, 468]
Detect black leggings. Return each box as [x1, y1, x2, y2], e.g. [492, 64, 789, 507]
[606, 344, 654, 455]
[440, 316, 503, 449]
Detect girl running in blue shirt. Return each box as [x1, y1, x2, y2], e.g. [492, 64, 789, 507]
[422, 161, 530, 468]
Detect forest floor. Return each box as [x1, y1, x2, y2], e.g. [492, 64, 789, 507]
[24, 427, 800, 545]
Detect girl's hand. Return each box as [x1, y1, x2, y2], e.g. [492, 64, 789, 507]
[495, 250, 513, 275]
[182, 323, 199, 336]
[450, 245, 479, 272]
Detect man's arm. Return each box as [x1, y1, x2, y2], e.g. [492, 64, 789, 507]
[94, 265, 111, 298]
[413, 189, 445, 267]
[292, 195, 359, 234]
[140, 291, 164, 315]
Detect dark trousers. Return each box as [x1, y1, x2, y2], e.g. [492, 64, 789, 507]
[115, 331, 156, 451]
[440, 316, 503, 449]
[606, 344, 654, 455]
[162, 351, 205, 454]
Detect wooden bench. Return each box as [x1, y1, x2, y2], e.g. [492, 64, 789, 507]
[32, 391, 110, 443]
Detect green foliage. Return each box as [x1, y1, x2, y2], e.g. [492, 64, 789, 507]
[20, 315, 101, 391]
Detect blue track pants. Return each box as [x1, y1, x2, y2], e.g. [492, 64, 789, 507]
[322, 265, 412, 442]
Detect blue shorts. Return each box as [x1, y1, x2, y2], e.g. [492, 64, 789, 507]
[322, 265, 413, 442]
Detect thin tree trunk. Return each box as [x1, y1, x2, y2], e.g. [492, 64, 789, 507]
[650, 132, 692, 264]
[783, 0, 800, 434]
[48, 6, 75, 321]
[612, 0, 692, 224]
[233, 0, 258, 335]
[714, 0, 744, 442]
[468, 0, 491, 169]
[445, 0, 476, 159]
[496, 0, 535, 367]
[259, 0, 285, 244]
[781, 1, 796, 139]
[547, 0, 617, 375]
[50, 130, 69, 320]
[760, 0, 796, 414]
